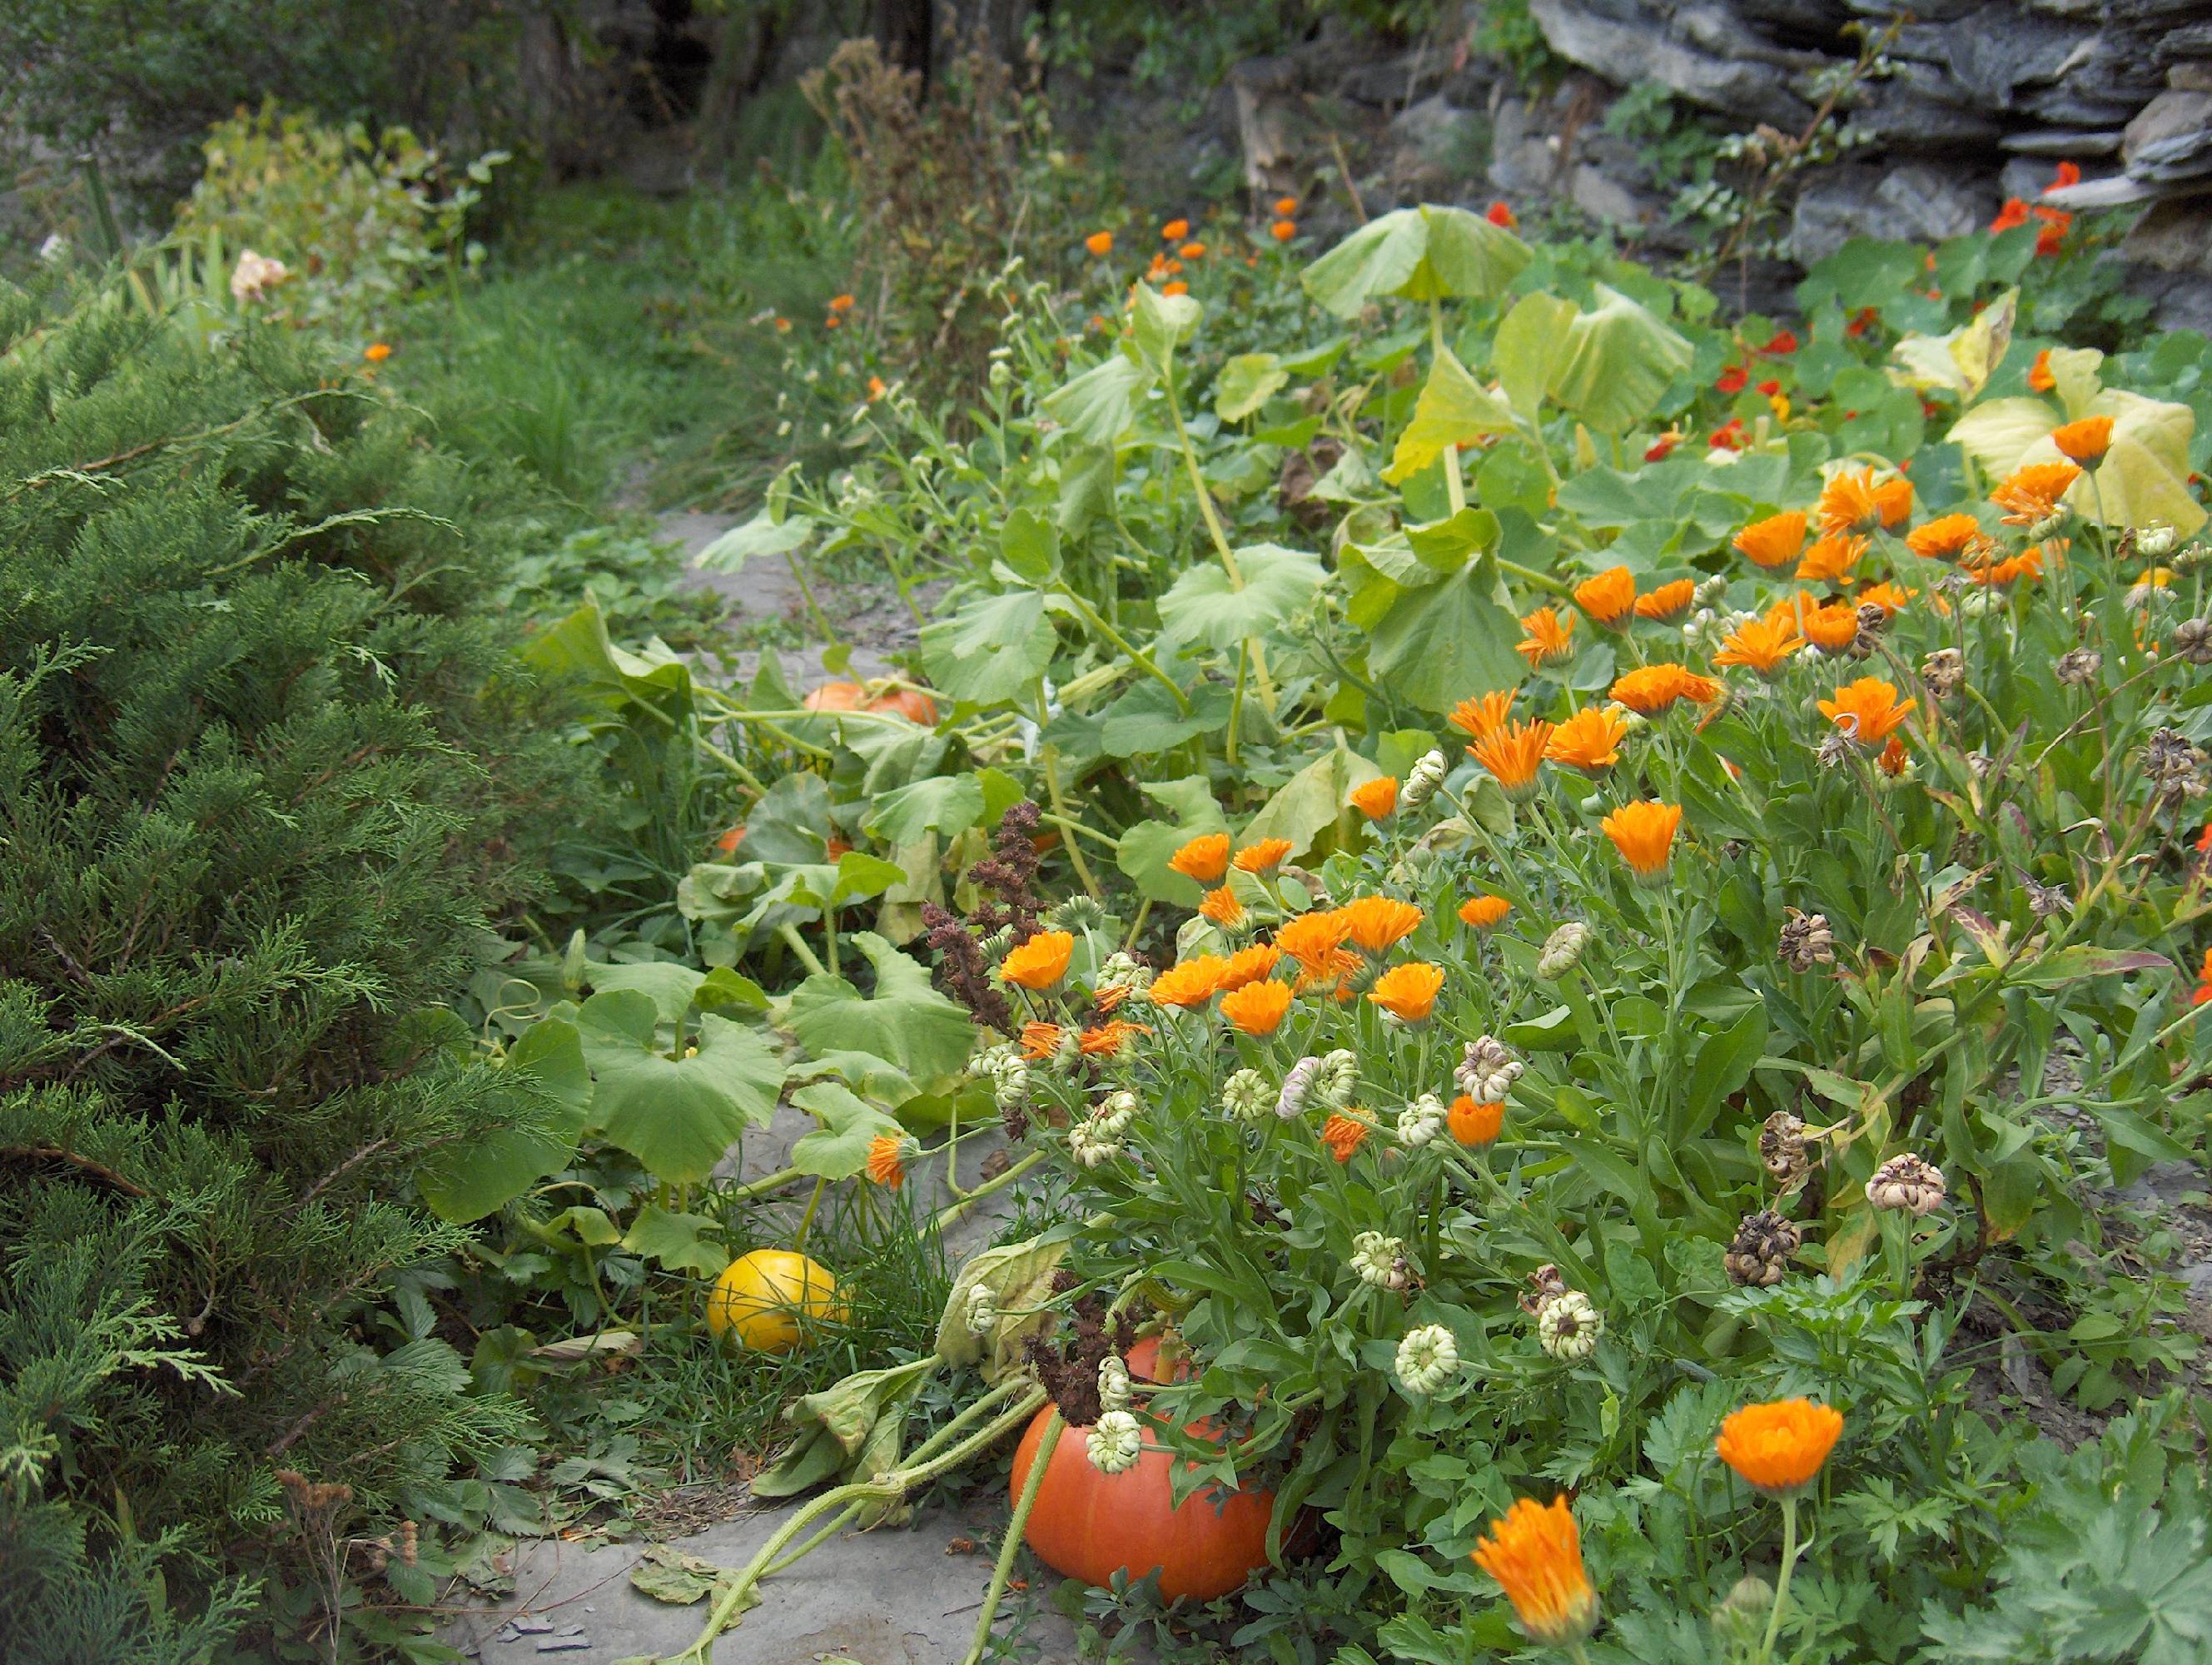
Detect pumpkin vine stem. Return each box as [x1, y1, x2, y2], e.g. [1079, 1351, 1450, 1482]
[964, 1408, 1062, 1665]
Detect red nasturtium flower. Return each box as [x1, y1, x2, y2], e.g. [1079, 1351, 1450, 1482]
[1486, 200, 1518, 228]
[1716, 364, 1749, 395]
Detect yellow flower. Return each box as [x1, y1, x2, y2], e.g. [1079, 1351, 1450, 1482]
[1715, 1399, 1844, 1495]
[1734, 509, 1807, 570]
[1340, 896, 1424, 955]
[1818, 677, 1916, 746]
[1470, 1497, 1598, 1647]
[1573, 565, 1636, 627]
[1469, 720, 1553, 800]
[1517, 606, 1576, 668]
[1350, 777, 1399, 819]
[1220, 978, 1292, 1035]
[1367, 962, 1444, 1021]
[1000, 930, 1073, 990]
[1168, 832, 1230, 885]
[1544, 705, 1630, 774]
[1234, 837, 1294, 873]
[1458, 894, 1511, 929]
[1600, 800, 1682, 882]
[1199, 885, 1244, 927]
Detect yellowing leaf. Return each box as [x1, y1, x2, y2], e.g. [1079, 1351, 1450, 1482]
[1946, 397, 2057, 478]
[1382, 347, 1516, 485]
[1300, 204, 1530, 319]
[1951, 388, 2206, 536]
[1890, 289, 2015, 400]
[2045, 346, 2105, 420]
[1546, 285, 1692, 435]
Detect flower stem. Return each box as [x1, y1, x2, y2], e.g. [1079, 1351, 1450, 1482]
[1755, 1492, 1802, 1665]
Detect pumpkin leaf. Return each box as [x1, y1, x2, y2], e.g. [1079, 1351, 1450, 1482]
[1364, 558, 1527, 716]
[1215, 352, 1288, 422]
[1890, 289, 2016, 400]
[920, 590, 1057, 706]
[1301, 204, 1530, 318]
[1383, 348, 1518, 485]
[784, 931, 975, 1083]
[787, 1081, 903, 1181]
[415, 1016, 593, 1223]
[1157, 544, 1325, 652]
[1546, 286, 1693, 435]
[584, 1010, 787, 1185]
[1043, 349, 1152, 445]
[1238, 743, 1382, 860]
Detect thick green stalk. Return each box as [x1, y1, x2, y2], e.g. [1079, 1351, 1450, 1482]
[962, 1409, 1061, 1665]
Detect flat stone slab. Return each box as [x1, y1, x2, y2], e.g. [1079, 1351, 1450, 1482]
[448, 1494, 1082, 1664]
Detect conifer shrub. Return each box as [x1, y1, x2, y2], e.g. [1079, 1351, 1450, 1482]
[0, 281, 585, 1656]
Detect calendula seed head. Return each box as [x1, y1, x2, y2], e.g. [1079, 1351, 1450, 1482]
[1351, 1230, 1410, 1290]
[1394, 1324, 1460, 1395]
[2144, 728, 2209, 801]
[1921, 648, 1964, 701]
[1456, 1036, 1523, 1102]
[1396, 1093, 1447, 1148]
[1866, 1152, 1947, 1215]
[1276, 1055, 1322, 1119]
[1761, 1110, 1808, 1185]
[1097, 1354, 1131, 1413]
[1535, 1290, 1603, 1360]
[2173, 619, 2212, 666]
[1222, 1066, 1272, 1121]
[1777, 908, 1835, 972]
[1067, 1120, 1121, 1168]
[2055, 647, 2102, 685]
[1537, 921, 1590, 978]
[1724, 1209, 1803, 1286]
[1318, 1048, 1360, 1109]
[965, 1283, 998, 1336]
[1096, 1089, 1139, 1137]
[1087, 1409, 1141, 1474]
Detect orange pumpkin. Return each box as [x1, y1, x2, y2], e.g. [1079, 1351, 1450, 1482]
[802, 679, 939, 726]
[1008, 1335, 1275, 1602]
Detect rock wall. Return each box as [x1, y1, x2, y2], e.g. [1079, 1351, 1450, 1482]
[1520, 0, 2212, 324]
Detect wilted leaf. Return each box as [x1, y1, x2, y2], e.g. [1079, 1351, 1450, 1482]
[1547, 286, 1693, 435]
[1301, 205, 1530, 319]
[1383, 348, 1517, 484]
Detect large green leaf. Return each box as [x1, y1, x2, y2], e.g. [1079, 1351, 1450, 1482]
[1492, 292, 1578, 420]
[1300, 205, 1531, 319]
[864, 773, 987, 845]
[1132, 281, 1202, 369]
[784, 932, 974, 1084]
[585, 1008, 787, 1185]
[1042, 350, 1152, 445]
[919, 591, 1057, 705]
[693, 509, 815, 574]
[1383, 348, 1519, 485]
[522, 599, 692, 716]
[416, 1016, 594, 1223]
[1215, 353, 1288, 422]
[1364, 559, 1526, 714]
[1116, 777, 1230, 904]
[788, 1081, 905, 1181]
[1239, 744, 1383, 859]
[620, 1205, 728, 1275]
[1546, 286, 1693, 435]
[1157, 544, 1325, 653]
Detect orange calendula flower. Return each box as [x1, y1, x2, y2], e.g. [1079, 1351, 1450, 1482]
[1715, 1399, 1844, 1495]
[1609, 664, 1719, 716]
[1874, 476, 1913, 529]
[1218, 943, 1283, 991]
[1470, 1496, 1598, 1648]
[1796, 599, 1861, 653]
[1450, 688, 1518, 739]
[1078, 1019, 1149, 1057]
[1320, 1113, 1369, 1161]
[1459, 894, 1511, 929]
[1819, 677, 1916, 746]
[1350, 776, 1399, 820]
[2028, 347, 2055, 392]
[1161, 281, 1189, 297]
[1991, 460, 2081, 524]
[1178, 241, 1206, 260]
[1341, 896, 1424, 955]
[2190, 947, 2212, 1007]
[1734, 509, 1808, 570]
[2051, 414, 2113, 466]
[1796, 534, 1867, 585]
[1000, 929, 1074, 990]
[828, 294, 856, 312]
[1200, 885, 1245, 928]
[1876, 735, 1909, 778]
[1085, 230, 1113, 256]
[1148, 956, 1228, 1008]
[1220, 978, 1292, 1036]
[1168, 832, 1231, 885]
[1601, 800, 1683, 882]
[1855, 580, 1912, 616]
[1633, 578, 1697, 622]
[1270, 219, 1296, 241]
[1469, 720, 1554, 801]
[1573, 565, 1636, 627]
[1235, 837, 1294, 873]
[1275, 908, 1354, 974]
[1019, 1021, 1062, 1061]
[1161, 217, 1190, 241]
[1273, 195, 1299, 216]
[1906, 513, 1981, 559]
[1712, 612, 1803, 676]
[865, 1132, 910, 1189]
[1817, 467, 1883, 538]
[363, 341, 393, 362]
[1545, 705, 1630, 774]
[1516, 606, 1576, 668]
[1449, 1094, 1504, 1146]
[1368, 962, 1444, 1021]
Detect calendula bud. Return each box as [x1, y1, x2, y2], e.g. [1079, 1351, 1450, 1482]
[2027, 509, 2069, 542]
[1724, 1209, 1802, 1286]
[992, 1056, 1031, 1109]
[1401, 748, 1449, 811]
[1067, 1120, 1121, 1168]
[1097, 1354, 1131, 1413]
[1350, 1230, 1410, 1290]
[1096, 950, 1153, 1003]
[1455, 1036, 1522, 1103]
[1276, 1055, 1321, 1119]
[1536, 921, 1589, 978]
[1394, 1324, 1460, 1395]
[1713, 1576, 1775, 1653]
[1694, 574, 1730, 610]
[1535, 1290, 1603, 1360]
[1395, 1093, 1446, 1147]
[2137, 521, 2179, 559]
[1866, 1152, 1946, 1215]
[1222, 1066, 1271, 1121]
[1086, 1409, 1141, 1474]
[1317, 1048, 1360, 1109]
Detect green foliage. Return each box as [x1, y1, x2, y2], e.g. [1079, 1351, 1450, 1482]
[0, 276, 584, 1652]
